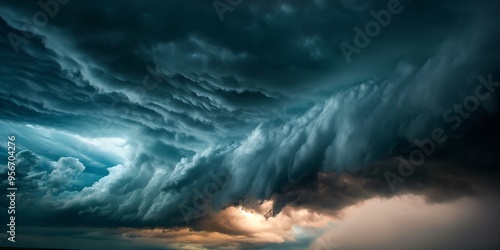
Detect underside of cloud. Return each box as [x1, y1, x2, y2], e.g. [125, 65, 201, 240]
[1, 0, 500, 249]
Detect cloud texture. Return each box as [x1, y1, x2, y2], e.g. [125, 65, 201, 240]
[1, 0, 500, 249]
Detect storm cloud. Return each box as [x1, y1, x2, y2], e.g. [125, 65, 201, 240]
[1, 0, 500, 249]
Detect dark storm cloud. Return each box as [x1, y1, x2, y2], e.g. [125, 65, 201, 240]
[0, 1, 500, 249]
[265, 107, 500, 217]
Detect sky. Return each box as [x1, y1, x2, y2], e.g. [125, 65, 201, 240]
[0, 0, 500, 249]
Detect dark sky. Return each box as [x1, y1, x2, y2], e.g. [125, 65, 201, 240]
[0, 0, 500, 249]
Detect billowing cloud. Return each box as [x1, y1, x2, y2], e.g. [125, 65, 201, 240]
[48, 157, 85, 189]
[0, 0, 500, 249]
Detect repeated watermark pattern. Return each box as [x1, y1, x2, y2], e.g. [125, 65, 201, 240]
[178, 169, 231, 224]
[213, 0, 244, 22]
[6, 0, 71, 53]
[385, 74, 500, 192]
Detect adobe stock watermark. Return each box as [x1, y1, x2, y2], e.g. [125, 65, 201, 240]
[213, 0, 243, 22]
[340, 0, 411, 64]
[178, 169, 231, 224]
[6, 0, 71, 54]
[385, 74, 500, 192]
